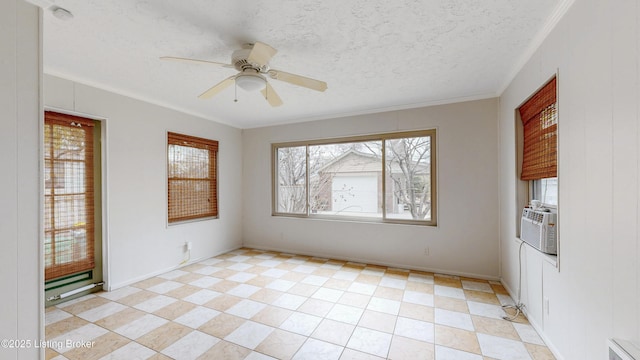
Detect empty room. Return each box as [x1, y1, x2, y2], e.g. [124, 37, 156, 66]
[1, 0, 639, 360]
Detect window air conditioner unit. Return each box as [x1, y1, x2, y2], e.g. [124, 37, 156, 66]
[520, 208, 557, 255]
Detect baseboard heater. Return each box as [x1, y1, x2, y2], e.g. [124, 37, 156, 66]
[46, 281, 104, 302]
[609, 338, 640, 360]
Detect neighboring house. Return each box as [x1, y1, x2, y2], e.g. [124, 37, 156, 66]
[311, 150, 429, 216]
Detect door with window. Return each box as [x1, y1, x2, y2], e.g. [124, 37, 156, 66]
[44, 111, 102, 305]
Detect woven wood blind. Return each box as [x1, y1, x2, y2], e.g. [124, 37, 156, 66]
[168, 132, 218, 223]
[520, 77, 557, 180]
[44, 111, 96, 281]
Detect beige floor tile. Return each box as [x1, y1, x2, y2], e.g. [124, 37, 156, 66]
[405, 282, 434, 294]
[313, 268, 338, 277]
[63, 331, 130, 360]
[435, 324, 481, 354]
[464, 290, 501, 305]
[246, 265, 269, 275]
[399, 302, 434, 322]
[388, 335, 435, 360]
[373, 286, 404, 301]
[45, 316, 89, 339]
[311, 318, 355, 346]
[280, 271, 307, 282]
[116, 290, 158, 307]
[181, 263, 206, 273]
[434, 276, 462, 288]
[251, 305, 294, 327]
[197, 340, 251, 360]
[211, 268, 238, 279]
[435, 295, 469, 313]
[136, 322, 192, 351]
[338, 292, 371, 309]
[324, 278, 353, 291]
[198, 313, 246, 338]
[288, 283, 319, 297]
[61, 297, 111, 315]
[246, 275, 275, 287]
[385, 269, 410, 279]
[307, 257, 328, 264]
[356, 274, 382, 285]
[203, 293, 242, 311]
[298, 298, 335, 317]
[276, 262, 299, 271]
[148, 352, 174, 360]
[244, 257, 267, 265]
[173, 273, 204, 284]
[165, 284, 201, 299]
[250, 288, 284, 304]
[256, 329, 307, 359]
[491, 283, 509, 295]
[358, 310, 397, 333]
[472, 315, 519, 340]
[153, 300, 197, 320]
[45, 347, 60, 360]
[343, 263, 366, 272]
[209, 279, 241, 293]
[131, 277, 167, 289]
[502, 307, 530, 324]
[242, 249, 264, 256]
[213, 260, 237, 268]
[94, 307, 146, 331]
[410, 270, 435, 277]
[526, 343, 557, 360]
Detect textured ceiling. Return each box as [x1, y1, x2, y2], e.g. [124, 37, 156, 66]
[43, 0, 562, 128]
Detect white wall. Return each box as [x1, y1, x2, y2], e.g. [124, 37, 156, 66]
[44, 74, 244, 289]
[498, 0, 640, 359]
[243, 99, 500, 279]
[0, 1, 42, 359]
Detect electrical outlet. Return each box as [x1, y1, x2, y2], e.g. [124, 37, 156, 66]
[186, 241, 192, 251]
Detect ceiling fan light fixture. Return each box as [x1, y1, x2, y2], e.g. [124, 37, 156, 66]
[235, 72, 266, 92]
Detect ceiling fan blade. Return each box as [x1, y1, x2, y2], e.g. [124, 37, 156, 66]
[261, 82, 283, 107]
[268, 69, 327, 92]
[247, 42, 277, 68]
[198, 76, 235, 99]
[160, 56, 233, 68]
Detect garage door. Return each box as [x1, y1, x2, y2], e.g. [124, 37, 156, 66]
[332, 175, 378, 213]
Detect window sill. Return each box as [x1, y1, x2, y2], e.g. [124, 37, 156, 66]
[272, 213, 436, 227]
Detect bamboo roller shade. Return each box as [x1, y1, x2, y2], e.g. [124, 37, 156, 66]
[520, 77, 557, 181]
[167, 132, 219, 223]
[44, 111, 96, 281]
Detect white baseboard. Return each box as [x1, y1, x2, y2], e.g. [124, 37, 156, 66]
[244, 243, 500, 281]
[500, 278, 565, 360]
[107, 245, 242, 291]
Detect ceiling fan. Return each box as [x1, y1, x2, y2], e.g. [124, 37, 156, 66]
[161, 42, 327, 107]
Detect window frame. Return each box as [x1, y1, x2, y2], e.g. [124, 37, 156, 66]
[271, 129, 437, 226]
[530, 177, 558, 209]
[518, 75, 558, 210]
[167, 131, 219, 224]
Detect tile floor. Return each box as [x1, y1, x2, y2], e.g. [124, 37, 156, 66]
[45, 248, 555, 360]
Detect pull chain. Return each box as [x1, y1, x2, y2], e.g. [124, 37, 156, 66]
[234, 80, 238, 103]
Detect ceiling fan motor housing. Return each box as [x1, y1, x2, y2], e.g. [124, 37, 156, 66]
[232, 48, 268, 73]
